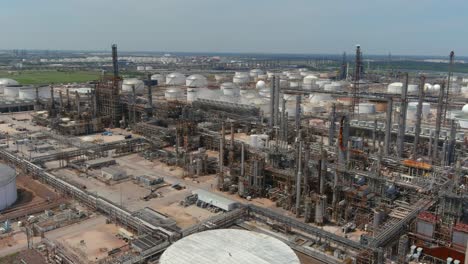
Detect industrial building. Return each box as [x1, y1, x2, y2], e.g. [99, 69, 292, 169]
[0, 45, 466, 264]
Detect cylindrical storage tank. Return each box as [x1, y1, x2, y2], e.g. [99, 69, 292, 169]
[160, 229, 300, 264]
[0, 79, 19, 93]
[122, 78, 145, 93]
[257, 74, 267, 80]
[280, 102, 298, 118]
[309, 93, 333, 105]
[38, 86, 51, 99]
[316, 80, 331, 89]
[449, 83, 461, 94]
[186, 74, 208, 88]
[165, 87, 183, 101]
[145, 66, 153, 71]
[196, 87, 219, 100]
[258, 88, 271, 98]
[407, 102, 431, 121]
[462, 86, 468, 97]
[150, 74, 165, 86]
[136, 66, 145, 71]
[166, 72, 185, 85]
[303, 75, 318, 85]
[0, 164, 17, 211]
[324, 82, 344, 92]
[387, 82, 403, 94]
[408, 84, 419, 94]
[356, 103, 376, 114]
[249, 69, 264, 79]
[233, 72, 250, 85]
[187, 88, 198, 102]
[256, 80, 266, 90]
[19, 87, 36, 100]
[266, 71, 276, 80]
[220, 82, 239, 96]
[214, 74, 227, 83]
[4, 85, 20, 98]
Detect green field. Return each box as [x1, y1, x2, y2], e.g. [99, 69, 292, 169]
[0, 70, 100, 85]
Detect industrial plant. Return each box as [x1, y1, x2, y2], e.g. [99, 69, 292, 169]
[0, 44, 466, 264]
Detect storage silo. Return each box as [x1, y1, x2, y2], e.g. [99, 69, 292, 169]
[303, 75, 318, 90]
[38, 86, 52, 99]
[249, 69, 264, 79]
[220, 82, 239, 96]
[0, 78, 19, 93]
[387, 82, 403, 94]
[187, 88, 198, 102]
[407, 102, 431, 121]
[159, 229, 300, 264]
[0, 164, 17, 211]
[186, 74, 208, 88]
[256, 80, 266, 90]
[4, 85, 20, 98]
[122, 79, 145, 93]
[166, 72, 185, 85]
[151, 74, 165, 86]
[407, 84, 419, 94]
[165, 87, 183, 101]
[233, 72, 250, 85]
[19, 87, 36, 100]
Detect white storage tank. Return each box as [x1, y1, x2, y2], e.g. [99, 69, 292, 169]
[387, 82, 403, 94]
[258, 88, 271, 98]
[38, 86, 52, 99]
[19, 87, 36, 100]
[150, 74, 165, 86]
[249, 69, 264, 79]
[136, 66, 145, 71]
[256, 80, 266, 90]
[0, 78, 19, 93]
[407, 102, 431, 121]
[0, 164, 17, 211]
[220, 82, 239, 96]
[122, 78, 145, 93]
[310, 93, 333, 105]
[408, 84, 419, 94]
[165, 87, 183, 101]
[4, 85, 20, 98]
[356, 103, 376, 114]
[187, 88, 198, 102]
[145, 66, 153, 71]
[266, 71, 276, 80]
[324, 82, 344, 92]
[186, 74, 208, 88]
[233, 72, 250, 85]
[214, 74, 227, 83]
[160, 229, 300, 264]
[303, 75, 318, 89]
[316, 80, 331, 89]
[166, 72, 185, 85]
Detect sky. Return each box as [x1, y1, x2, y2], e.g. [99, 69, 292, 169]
[0, 0, 467, 56]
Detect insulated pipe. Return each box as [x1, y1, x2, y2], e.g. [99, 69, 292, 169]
[295, 141, 303, 217]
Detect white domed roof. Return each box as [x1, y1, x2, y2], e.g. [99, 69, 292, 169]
[160, 229, 300, 264]
[166, 72, 185, 85]
[122, 78, 145, 93]
[150, 74, 165, 85]
[387, 82, 403, 94]
[250, 69, 264, 77]
[0, 78, 19, 86]
[256, 80, 266, 89]
[186, 74, 208, 88]
[462, 104, 468, 113]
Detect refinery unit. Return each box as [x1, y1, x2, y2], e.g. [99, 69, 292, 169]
[0, 45, 466, 264]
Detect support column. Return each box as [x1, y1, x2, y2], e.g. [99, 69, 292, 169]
[413, 76, 426, 158]
[384, 98, 393, 156]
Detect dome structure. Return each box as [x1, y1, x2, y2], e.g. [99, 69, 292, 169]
[249, 69, 264, 79]
[150, 74, 165, 86]
[462, 104, 468, 114]
[4, 85, 20, 98]
[165, 87, 184, 101]
[166, 72, 185, 85]
[256, 80, 266, 90]
[160, 229, 300, 264]
[233, 72, 250, 85]
[220, 82, 239, 96]
[186, 74, 208, 88]
[122, 78, 145, 93]
[0, 164, 17, 211]
[0, 78, 19, 93]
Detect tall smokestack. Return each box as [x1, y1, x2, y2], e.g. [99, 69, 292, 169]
[112, 44, 119, 78]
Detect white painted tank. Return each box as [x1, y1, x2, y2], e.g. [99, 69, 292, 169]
[408, 84, 419, 94]
[165, 87, 183, 101]
[266, 71, 276, 80]
[257, 74, 267, 80]
[303, 75, 318, 85]
[151, 74, 165, 86]
[280, 102, 298, 118]
[407, 102, 431, 121]
[256, 80, 266, 90]
[356, 103, 376, 114]
[249, 69, 264, 79]
[249, 98, 270, 114]
[166, 72, 185, 85]
[324, 82, 344, 92]
[316, 80, 331, 89]
[449, 83, 461, 94]
[0, 78, 19, 93]
[196, 87, 219, 100]
[259, 88, 271, 98]
[462, 104, 468, 114]
[309, 93, 333, 104]
[39, 86, 51, 99]
[233, 72, 250, 85]
[19, 87, 36, 100]
[0, 163, 17, 211]
[214, 74, 227, 83]
[186, 74, 208, 88]
[122, 78, 145, 93]
[220, 82, 239, 96]
[187, 88, 198, 102]
[145, 66, 153, 71]
[137, 66, 145, 71]
[4, 86, 20, 98]
[387, 82, 403, 94]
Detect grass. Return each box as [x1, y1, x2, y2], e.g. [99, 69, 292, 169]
[0, 70, 100, 85]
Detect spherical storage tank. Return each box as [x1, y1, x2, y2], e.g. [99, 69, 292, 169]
[0, 164, 17, 211]
[122, 79, 145, 93]
[166, 72, 185, 86]
[0, 78, 19, 93]
[256, 80, 266, 90]
[150, 74, 165, 86]
[186, 74, 208, 88]
[160, 229, 300, 264]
